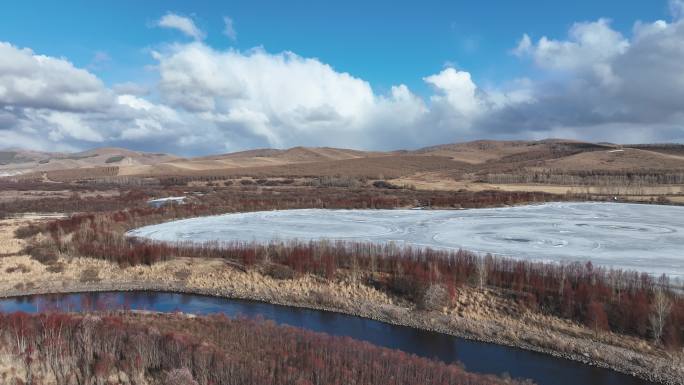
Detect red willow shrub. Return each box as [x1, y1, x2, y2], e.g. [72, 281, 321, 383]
[14, 187, 566, 243]
[0, 312, 532, 385]
[63, 221, 684, 349]
[7, 185, 566, 218]
[0, 186, 157, 216]
[17, 187, 682, 347]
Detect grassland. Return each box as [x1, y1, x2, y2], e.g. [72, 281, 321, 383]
[2, 139, 684, 384]
[0, 214, 682, 385]
[3, 140, 684, 204]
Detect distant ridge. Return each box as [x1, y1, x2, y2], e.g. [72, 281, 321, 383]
[3, 139, 684, 181]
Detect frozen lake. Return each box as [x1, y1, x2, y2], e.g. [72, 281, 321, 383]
[128, 202, 684, 278]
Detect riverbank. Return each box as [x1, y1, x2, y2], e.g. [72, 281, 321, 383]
[1, 310, 531, 385]
[2, 216, 683, 384]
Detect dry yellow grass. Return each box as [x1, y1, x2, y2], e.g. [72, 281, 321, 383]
[413, 140, 552, 164]
[390, 172, 684, 199]
[543, 148, 684, 171]
[0, 219, 26, 255]
[1, 216, 682, 384]
[130, 155, 464, 179]
[118, 146, 391, 176]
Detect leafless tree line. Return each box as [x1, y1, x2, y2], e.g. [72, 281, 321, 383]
[0, 312, 531, 385]
[484, 169, 684, 186]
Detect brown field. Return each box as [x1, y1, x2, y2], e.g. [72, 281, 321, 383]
[542, 148, 684, 171]
[118, 146, 387, 176]
[389, 174, 684, 196]
[0, 147, 178, 176]
[138, 154, 464, 179]
[2, 139, 684, 200]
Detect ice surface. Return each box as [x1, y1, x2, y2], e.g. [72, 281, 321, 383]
[127, 202, 684, 278]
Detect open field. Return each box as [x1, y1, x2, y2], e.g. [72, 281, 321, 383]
[3, 141, 684, 201]
[542, 148, 684, 171]
[0, 147, 178, 176]
[388, 174, 684, 195]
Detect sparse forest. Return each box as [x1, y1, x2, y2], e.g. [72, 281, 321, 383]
[483, 169, 684, 186]
[18, 199, 684, 351]
[0, 311, 531, 385]
[0, 181, 567, 218]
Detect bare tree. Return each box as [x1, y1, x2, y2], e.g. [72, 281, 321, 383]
[165, 368, 200, 385]
[421, 284, 450, 311]
[476, 255, 488, 289]
[40, 315, 70, 385]
[649, 289, 672, 343]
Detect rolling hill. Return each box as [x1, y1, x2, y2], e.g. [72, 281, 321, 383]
[3, 140, 684, 187]
[0, 147, 179, 177]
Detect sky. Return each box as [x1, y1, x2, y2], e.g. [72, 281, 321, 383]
[1, 0, 683, 155]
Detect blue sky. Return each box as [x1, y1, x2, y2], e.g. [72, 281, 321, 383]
[1, 1, 683, 154]
[1, 1, 670, 91]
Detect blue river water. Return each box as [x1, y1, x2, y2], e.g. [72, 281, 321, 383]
[0, 291, 658, 385]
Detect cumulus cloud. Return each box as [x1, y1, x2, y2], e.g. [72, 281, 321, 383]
[132, 12, 684, 150]
[516, 19, 629, 87]
[671, 0, 684, 19]
[157, 13, 204, 40]
[113, 82, 150, 96]
[3, 9, 684, 155]
[424, 67, 482, 118]
[44, 112, 104, 142]
[0, 42, 113, 112]
[154, 42, 430, 149]
[0, 41, 186, 151]
[494, 16, 684, 142]
[223, 16, 237, 41]
[512, 34, 532, 57]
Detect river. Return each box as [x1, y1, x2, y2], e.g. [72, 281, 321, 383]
[0, 291, 658, 385]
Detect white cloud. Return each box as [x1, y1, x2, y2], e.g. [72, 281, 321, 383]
[116, 94, 181, 140]
[157, 13, 204, 40]
[223, 16, 237, 41]
[3, 9, 684, 155]
[671, 0, 684, 19]
[155, 43, 386, 147]
[495, 16, 684, 142]
[517, 19, 629, 87]
[0, 42, 113, 111]
[44, 111, 104, 142]
[524, 19, 628, 70]
[424, 67, 482, 118]
[512, 34, 532, 56]
[158, 44, 376, 118]
[0, 41, 189, 152]
[153, 42, 540, 150]
[113, 82, 150, 96]
[0, 128, 79, 152]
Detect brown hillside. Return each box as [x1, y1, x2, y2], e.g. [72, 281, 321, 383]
[542, 148, 684, 171]
[4, 140, 684, 189]
[0, 147, 179, 177]
[119, 146, 390, 176]
[143, 155, 466, 179]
